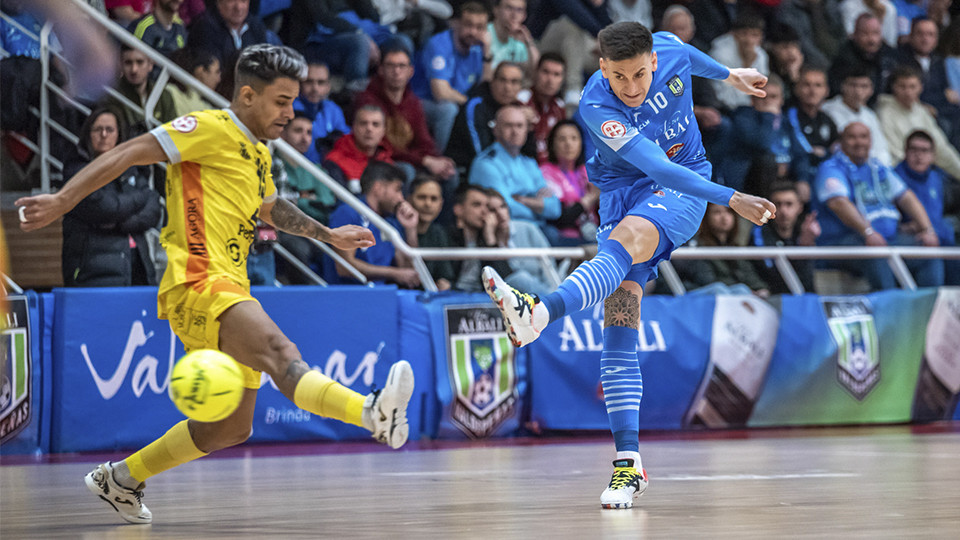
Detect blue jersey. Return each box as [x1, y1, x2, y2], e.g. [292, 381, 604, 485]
[411, 30, 484, 99]
[579, 32, 734, 206]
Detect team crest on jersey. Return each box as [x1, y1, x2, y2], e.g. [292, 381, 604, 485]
[601, 120, 626, 138]
[1, 297, 32, 445]
[666, 143, 684, 158]
[667, 75, 684, 97]
[822, 297, 881, 400]
[172, 115, 198, 133]
[431, 55, 446, 71]
[444, 305, 518, 439]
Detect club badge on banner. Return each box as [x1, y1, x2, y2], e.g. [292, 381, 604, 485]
[1, 295, 32, 446]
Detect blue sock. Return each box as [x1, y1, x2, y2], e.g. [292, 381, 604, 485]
[541, 240, 633, 323]
[601, 324, 642, 453]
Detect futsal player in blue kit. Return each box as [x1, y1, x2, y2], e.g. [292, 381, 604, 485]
[482, 22, 777, 508]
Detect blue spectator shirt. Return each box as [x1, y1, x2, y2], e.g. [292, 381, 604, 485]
[814, 151, 908, 243]
[895, 162, 955, 245]
[578, 32, 735, 205]
[412, 29, 484, 99]
[469, 142, 561, 223]
[293, 97, 350, 163]
[1, 10, 61, 58]
[323, 198, 402, 285]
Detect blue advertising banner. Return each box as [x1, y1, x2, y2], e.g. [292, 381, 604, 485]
[0, 292, 44, 455]
[49, 286, 412, 452]
[527, 294, 716, 431]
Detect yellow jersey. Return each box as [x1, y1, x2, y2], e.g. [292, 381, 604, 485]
[150, 109, 276, 295]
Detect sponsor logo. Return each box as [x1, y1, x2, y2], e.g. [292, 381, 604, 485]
[172, 115, 197, 133]
[666, 143, 684, 158]
[558, 304, 667, 353]
[1, 296, 31, 444]
[226, 238, 244, 266]
[653, 112, 691, 144]
[647, 203, 667, 211]
[444, 305, 518, 438]
[667, 75, 684, 97]
[822, 297, 881, 400]
[239, 142, 251, 161]
[601, 120, 626, 138]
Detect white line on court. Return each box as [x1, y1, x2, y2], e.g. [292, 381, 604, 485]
[659, 472, 860, 481]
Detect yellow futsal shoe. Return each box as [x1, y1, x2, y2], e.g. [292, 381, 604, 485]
[600, 458, 649, 509]
[481, 266, 548, 347]
[84, 462, 152, 524]
[363, 360, 415, 449]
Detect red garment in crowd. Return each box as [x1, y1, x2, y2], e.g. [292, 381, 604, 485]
[354, 75, 440, 167]
[325, 133, 395, 182]
[105, 0, 152, 15]
[520, 90, 566, 164]
[178, 0, 207, 26]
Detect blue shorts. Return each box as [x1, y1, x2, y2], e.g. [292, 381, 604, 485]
[596, 182, 708, 284]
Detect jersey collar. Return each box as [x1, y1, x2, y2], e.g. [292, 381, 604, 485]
[224, 108, 260, 144]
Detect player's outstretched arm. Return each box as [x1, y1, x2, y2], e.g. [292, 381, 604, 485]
[724, 68, 768, 99]
[261, 197, 375, 250]
[16, 134, 167, 231]
[729, 192, 777, 226]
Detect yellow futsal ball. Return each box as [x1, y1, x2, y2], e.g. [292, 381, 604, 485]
[169, 349, 244, 422]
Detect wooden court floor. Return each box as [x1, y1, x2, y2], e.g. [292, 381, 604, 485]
[2, 425, 959, 539]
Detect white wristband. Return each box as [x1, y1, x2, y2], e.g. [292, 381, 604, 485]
[862, 226, 875, 238]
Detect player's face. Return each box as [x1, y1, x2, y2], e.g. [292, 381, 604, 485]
[194, 58, 221, 91]
[249, 77, 299, 140]
[904, 137, 935, 173]
[410, 181, 443, 224]
[769, 189, 802, 229]
[89, 112, 120, 156]
[840, 123, 872, 163]
[121, 50, 154, 87]
[796, 70, 827, 108]
[301, 64, 331, 104]
[353, 110, 387, 154]
[534, 60, 564, 97]
[600, 52, 658, 109]
[552, 124, 582, 163]
[282, 117, 313, 154]
[892, 76, 922, 106]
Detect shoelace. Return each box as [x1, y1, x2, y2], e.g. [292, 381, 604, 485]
[608, 467, 639, 490]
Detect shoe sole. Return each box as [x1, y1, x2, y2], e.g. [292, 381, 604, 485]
[481, 266, 524, 347]
[84, 469, 152, 524]
[380, 360, 415, 449]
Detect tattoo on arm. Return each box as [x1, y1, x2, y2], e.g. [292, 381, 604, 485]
[604, 287, 640, 329]
[282, 358, 312, 389]
[269, 198, 331, 242]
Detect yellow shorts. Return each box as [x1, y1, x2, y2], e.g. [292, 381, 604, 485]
[158, 278, 263, 389]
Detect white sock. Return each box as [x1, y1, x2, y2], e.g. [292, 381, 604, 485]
[616, 451, 643, 470]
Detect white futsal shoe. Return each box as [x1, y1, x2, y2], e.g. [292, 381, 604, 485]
[481, 266, 549, 347]
[600, 458, 649, 509]
[363, 360, 415, 449]
[84, 462, 152, 524]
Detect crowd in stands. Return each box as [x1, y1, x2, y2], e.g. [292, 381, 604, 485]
[3, 0, 960, 292]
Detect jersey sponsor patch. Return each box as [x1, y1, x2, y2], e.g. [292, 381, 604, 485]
[431, 55, 446, 71]
[666, 143, 684, 158]
[667, 75, 684, 97]
[601, 120, 626, 138]
[172, 115, 197, 133]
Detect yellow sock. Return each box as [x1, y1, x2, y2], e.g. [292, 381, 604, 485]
[293, 370, 366, 428]
[125, 420, 207, 482]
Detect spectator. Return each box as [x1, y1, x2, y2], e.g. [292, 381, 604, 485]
[106, 0, 151, 25]
[371, 0, 453, 50]
[718, 74, 792, 193]
[672, 203, 771, 296]
[446, 61, 526, 170]
[540, 119, 599, 245]
[822, 69, 893, 165]
[766, 25, 805, 100]
[166, 47, 220, 116]
[749, 181, 820, 294]
[130, 0, 187, 57]
[177, 0, 205, 26]
[945, 21, 960, 99]
[660, 4, 706, 51]
[487, 0, 539, 73]
[775, 0, 841, 68]
[893, 0, 926, 39]
[468, 105, 560, 227]
[828, 13, 898, 99]
[408, 175, 456, 290]
[607, 0, 652, 29]
[536, 12, 596, 108]
[324, 105, 394, 194]
[785, 65, 839, 193]
[187, 0, 270, 97]
[275, 112, 337, 282]
[354, 46, 457, 183]
[839, 0, 899, 48]
[104, 44, 178, 134]
[895, 17, 960, 142]
[895, 130, 960, 284]
[518, 52, 566, 164]
[486, 188, 556, 296]
[877, 66, 960, 180]
[447, 183, 512, 292]
[526, 0, 611, 41]
[709, 13, 769, 112]
[813, 122, 943, 290]
[59, 108, 161, 287]
[293, 61, 349, 162]
[412, 2, 490, 153]
[324, 161, 421, 287]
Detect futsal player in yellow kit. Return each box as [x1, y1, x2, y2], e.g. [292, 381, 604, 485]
[16, 44, 414, 524]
